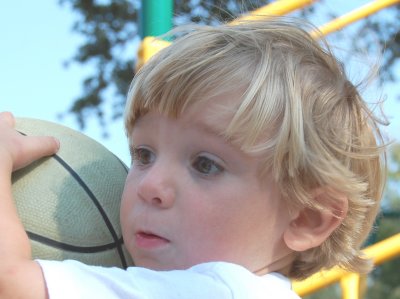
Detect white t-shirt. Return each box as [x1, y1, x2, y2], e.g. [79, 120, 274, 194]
[37, 260, 301, 299]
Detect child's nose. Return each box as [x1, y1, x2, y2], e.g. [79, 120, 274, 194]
[136, 163, 176, 208]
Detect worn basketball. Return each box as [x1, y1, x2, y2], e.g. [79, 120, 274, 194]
[11, 118, 133, 268]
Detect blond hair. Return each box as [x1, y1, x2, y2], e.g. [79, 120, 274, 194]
[125, 17, 387, 280]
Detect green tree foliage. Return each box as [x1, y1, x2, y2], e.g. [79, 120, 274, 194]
[58, 0, 140, 128]
[58, 0, 280, 128]
[59, 0, 399, 130]
[58, 0, 400, 135]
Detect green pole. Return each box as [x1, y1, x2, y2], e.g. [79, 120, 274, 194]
[140, 0, 173, 38]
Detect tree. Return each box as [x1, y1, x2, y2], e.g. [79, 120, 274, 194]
[58, 0, 399, 131]
[57, 0, 278, 129]
[58, 0, 140, 129]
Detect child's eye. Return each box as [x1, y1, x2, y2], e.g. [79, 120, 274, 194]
[192, 155, 224, 176]
[130, 147, 155, 166]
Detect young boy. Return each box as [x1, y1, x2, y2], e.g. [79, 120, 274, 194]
[0, 17, 386, 298]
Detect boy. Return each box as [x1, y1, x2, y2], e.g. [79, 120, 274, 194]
[0, 18, 386, 298]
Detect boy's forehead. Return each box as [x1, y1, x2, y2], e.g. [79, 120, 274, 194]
[131, 108, 228, 141]
[183, 90, 242, 135]
[129, 87, 246, 141]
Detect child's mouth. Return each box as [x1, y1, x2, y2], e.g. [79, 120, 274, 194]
[135, 231, 170, 249]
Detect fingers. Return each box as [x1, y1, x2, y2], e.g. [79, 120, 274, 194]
[0, 112, 60, 171]
[12, 135, 60, 171]
[0, 111, 16, 127]
[25, 135, 60, 159]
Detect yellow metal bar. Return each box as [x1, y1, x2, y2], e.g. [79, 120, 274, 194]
[232, 0, 317, 24]
[340, 273, 362, 299]
[313, 0, 400, 37]
[292, 267, 348, 296]
[364, 232, 400, 264]
[293, 233, 400, 296]
[136, 36, 171, 70]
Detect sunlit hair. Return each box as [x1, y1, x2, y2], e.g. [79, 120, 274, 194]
[125, 17, 387, 280]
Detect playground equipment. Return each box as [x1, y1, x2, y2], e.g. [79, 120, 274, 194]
[311, 0, 400, 37]
[137, 0, 400, 68]
[292, 233, 400, 298]
[137, 0, 315, 68]
[137, 1, 400, 298]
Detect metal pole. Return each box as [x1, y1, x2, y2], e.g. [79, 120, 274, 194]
[312, 0, 400, 37]
[232, 0, 316, 24]
[140, 0, 173, 38]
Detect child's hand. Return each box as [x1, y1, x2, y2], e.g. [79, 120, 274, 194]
[0, 112, 60, 172]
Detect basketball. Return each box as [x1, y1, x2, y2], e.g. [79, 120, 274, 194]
[11, 118, 133, 268]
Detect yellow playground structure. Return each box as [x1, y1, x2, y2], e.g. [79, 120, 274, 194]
[137, 1, 400, 298]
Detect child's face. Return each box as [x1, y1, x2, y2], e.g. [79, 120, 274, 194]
[121, 97, 293, 273]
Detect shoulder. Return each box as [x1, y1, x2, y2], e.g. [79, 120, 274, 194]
[38, 260, 232, 298]
[189, 262, 301, 299]
[38, 260, 301, 299]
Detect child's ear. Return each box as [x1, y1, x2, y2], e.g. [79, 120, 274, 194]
[283, 188, 348, 252]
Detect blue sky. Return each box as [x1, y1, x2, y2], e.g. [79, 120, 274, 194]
[1, 0, 399, 165]
[0, 0, 131, 162]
